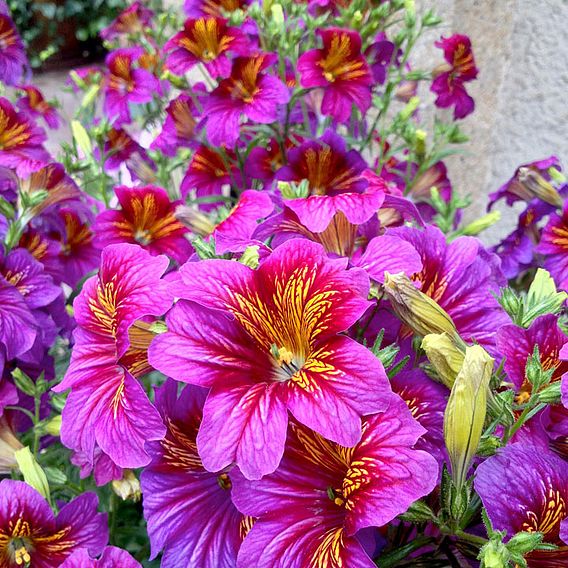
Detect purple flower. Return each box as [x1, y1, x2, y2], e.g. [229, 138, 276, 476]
[61, 546, 141, 567]
[17, 86, 60, 130]
[431, 34, 478, 119]
[390, 225, 508, 353]
[141, 380, 245, 567]
[150, 93, 201, 157]
[298, 28, 373, 122]
[0, 97, 50, 177]
[149, 239, 391, 479]
[103, 128, 155, 181]
[53, 244, 172, 468]
[164, 17, 250, 79]
[275, 130, 382, 233]
[184, 0, 250, 17]
[496, 314, 568, 403]
[475, 444, 568, 565]
[0, 13, 28, 86]
[537, 201, 568, 292]
[103, 47, 159, 125]
[365, 32, 398, 84]
[100, 1, 154, 41]
[0, 479, 107, 567]
[203, 53, 290, 146]
[232, 394, 438, 567]
[71, 448, 123, 487]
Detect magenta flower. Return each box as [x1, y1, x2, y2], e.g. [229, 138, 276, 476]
[164, 17, 250, 79]
[150, 94, 201, 157]
[244, 136, 295, 185]
[213, 189, 274, 254]
[298, 28, 373, 123]
[365, 32, 398, 85]
[100, 1, 154, 41]
[71, 447, 123, 487]
[103, 128, 155, 181]
[0, 13, 28, 86]
[431, 34, 478, 119]
[204, 53, 290, 146]
[537, 202, 568, 292]
[61, 546, 141, 567]
[149, 239, 391, 479]
[103, 47, 159, 125]
[232, 394, 438, 567]
[17, 86, 60, 130]
[275, 130, 383, 232]
[475, 444, 568, 566]
[93, 185, 192, 264]
[180, 144, 242, 201]
[0, 479, 107, 567]
[141, 380, 245, 567]
[496, 314, 568, 403]
[53, 244, 172, 468]
[0, 97, 50, 177]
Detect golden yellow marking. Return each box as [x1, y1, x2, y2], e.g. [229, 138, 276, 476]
[521, 488, 566, 536]
[230, 55, 265, 103]
[317, 32, 367, 83]
[551, 225, 568, 248]
[179, 17, 234, 61]
[311, 527, 345, 567]
[161, 417, 203, 470]
[0, 106, 31, 150]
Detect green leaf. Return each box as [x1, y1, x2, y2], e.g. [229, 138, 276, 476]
[523, 268, 568, 326]
[15, 447, 51, 500]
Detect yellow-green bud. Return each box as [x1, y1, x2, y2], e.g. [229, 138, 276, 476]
[0, 417, 23, 474]
[112, 470, 141, 502]
[516, 166, 563, 208]
[45, 415, 62, 437]
[460, 211, 501, 236]
[383, 272, 462, 344]
[239, 245, 260, 269]
[444, 345, 493, 489]
[421, 333, 465, 388]
[71, 120, 92, 156]
[15, 447, 50, 500]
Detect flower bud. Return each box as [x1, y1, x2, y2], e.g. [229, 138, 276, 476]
[175, 205, 215, 237]
[45, 415, 61, 437]
[422, 333, 465, 388]
[0, 417, 23, 474]
[15, 446, 50, 500]
[444, 345, 493, 489]
[239, 245, 260, 269]
[383, 272, 462, 343]
[516, 166, 563, 208]
[480, 539, 510, 568]
[112, 470, 141, 502]
[460, 211, 501, 236]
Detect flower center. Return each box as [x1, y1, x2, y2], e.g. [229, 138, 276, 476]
[270, 344, 304, 381]
[134, 227, 153, 245]
[8, 537, 33, 566]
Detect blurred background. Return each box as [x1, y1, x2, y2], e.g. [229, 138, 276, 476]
[9, 0, 568, 243]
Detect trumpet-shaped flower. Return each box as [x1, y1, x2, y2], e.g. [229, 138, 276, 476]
[103, 47, 159, 125]
[275, 130, 383, 233]
[53, 244, 172, 468]
[203, 53, 290, 146]
[475, 444, 568, 566]
[165, 17, 250, 79]
[184, 0, 250, 18]
[141, 380, 246, 567]
[100, 1, 154, 41]
[93, 185, 192, 264]
[298, 28, 372, 123]
[537, 202, 568, 292]
[0, 97, 50, 177]
[17, 86, 60, 130]
[149, 239, 391, 479]
[232, 394, 438, 567]
[0, 13, 28, 86]
[0, 479, 107, 567]
[431, 34, 478, 119]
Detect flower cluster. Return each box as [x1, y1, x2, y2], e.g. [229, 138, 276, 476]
[0, 1, 566, 567]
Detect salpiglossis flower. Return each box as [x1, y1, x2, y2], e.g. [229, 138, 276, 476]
[184, 0, 250, 18]
[60, 546, 142, 567]
[537, 202, 568, 292]
[431, 34, 478, 119]
[232, 394, 438, 567]
[100, 1, 154, 41]
[93, 185, 192, 264]
[53, 244, 172, 468]
[0, 479, 107, 568]
[149, 239, 391, 479]
[165, 17, 250, 79]
[141, 380, 246, 568]
[0, 97, 50, 177]
[0, 13, 28, 86]
[103, 47, 159, 125]
[475, 444, 568, 567]
[203, 53, 290, 146]
[298, 28, 373, 123]
[17, 86, 60, 130]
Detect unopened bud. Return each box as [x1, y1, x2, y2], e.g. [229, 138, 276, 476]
[444, 345, 493, 489]
[480, 539, 510, 568]
[0, 417, 23, 474]
[399, 96, 420, 121]
[537, 381, 561, 404]
[45, 415, 61, 437]
[238, 245, 260, 269]
[516, 167, 563, 208]
[507, 531, 544, 555]
[383, 272, 462, 344]
[175, 205, 215, 236]
[112, 470, 141, 502]
[277, 180, 310, 199]
[422, 333, 465, 388]
[461, 211, 501, 236]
